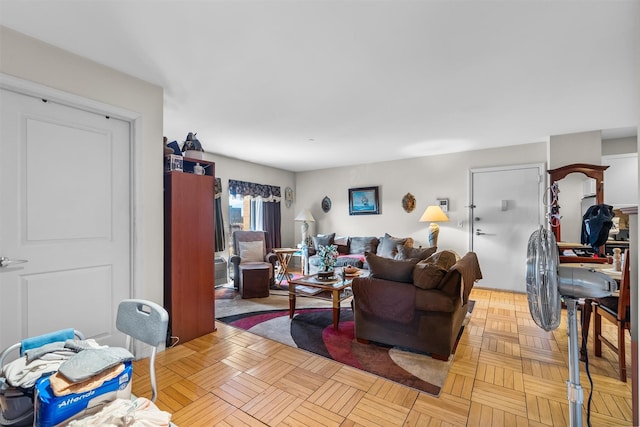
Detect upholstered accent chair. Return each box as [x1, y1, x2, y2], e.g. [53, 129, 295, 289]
[229, 231, 278, 289]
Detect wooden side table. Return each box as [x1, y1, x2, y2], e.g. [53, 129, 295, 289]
[273, 248, 300, 287]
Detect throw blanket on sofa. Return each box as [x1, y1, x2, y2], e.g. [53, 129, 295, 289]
[353, 278, 416, 324]
[450, 252, 482, 304]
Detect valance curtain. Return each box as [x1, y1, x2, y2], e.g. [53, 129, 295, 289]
[214, 178, 226, 252]
[228, 179, 281, 248]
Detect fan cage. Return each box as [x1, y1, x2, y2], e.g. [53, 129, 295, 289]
[526, 227, 561, 331]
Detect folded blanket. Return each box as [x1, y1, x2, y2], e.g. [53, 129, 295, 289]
[451, 252, 482, 304]
[2, 350, 74, 388]
[49, 363, 125, 396]
[58, 347, 134, 383]
[67, 397, 171, 426]
[20, 328, 75, 355]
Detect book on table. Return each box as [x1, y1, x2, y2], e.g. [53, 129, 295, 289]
[294, 285, 323, 295]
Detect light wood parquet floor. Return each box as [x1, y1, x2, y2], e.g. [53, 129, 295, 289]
[131, 288, 633, 426]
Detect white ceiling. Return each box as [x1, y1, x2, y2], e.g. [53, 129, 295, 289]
[0, 0, 637, 172]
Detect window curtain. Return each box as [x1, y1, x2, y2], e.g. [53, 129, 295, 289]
[214, 178, 226, 252]
[229, 179, 281, 248]
[263, 195, 281, 249]
[251, 197, 264, 231]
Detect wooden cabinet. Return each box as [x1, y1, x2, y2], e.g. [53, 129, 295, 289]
[164, 157, 216, 345]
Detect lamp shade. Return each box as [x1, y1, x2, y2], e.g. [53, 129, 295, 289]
[419, 205, 449, 223]
[295, 209, 316, 222]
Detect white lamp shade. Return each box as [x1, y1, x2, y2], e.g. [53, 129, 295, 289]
[419, 205, 449, 222]
[295, 209, 316, 222]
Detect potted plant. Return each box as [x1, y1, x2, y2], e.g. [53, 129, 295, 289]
[317, 244, 338, 280]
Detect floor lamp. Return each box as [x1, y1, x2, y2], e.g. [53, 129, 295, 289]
[419, 205, 449, 248]
[295, 209, 315, 274]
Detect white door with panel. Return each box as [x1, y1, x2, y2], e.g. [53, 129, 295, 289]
[0, 88, 131, 351]
[470, 164, 545, 292]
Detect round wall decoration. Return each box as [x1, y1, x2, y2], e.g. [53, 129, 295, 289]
[284, 187, 294, 208]
[402, 192, 416, 213]
[321, 196, 332, 213]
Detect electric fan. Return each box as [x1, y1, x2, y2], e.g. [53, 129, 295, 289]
[526, 226, 617, 427]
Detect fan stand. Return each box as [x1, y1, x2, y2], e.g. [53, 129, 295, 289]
[564, 297, 584, 427]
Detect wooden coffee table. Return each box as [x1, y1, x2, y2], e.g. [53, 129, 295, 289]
[288, 272, 364, 329]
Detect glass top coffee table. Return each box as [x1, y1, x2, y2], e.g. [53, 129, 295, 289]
[288, 270, 366, 329]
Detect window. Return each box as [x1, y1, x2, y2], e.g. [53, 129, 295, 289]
[227, 179, 282, 251]
[228, 194, 264, 236]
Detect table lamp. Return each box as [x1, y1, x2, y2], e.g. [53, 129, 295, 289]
[295, 209, 316, 247]
[419, 205, 449, 247]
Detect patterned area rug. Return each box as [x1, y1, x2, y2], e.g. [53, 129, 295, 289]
[217, 304, 473, 396]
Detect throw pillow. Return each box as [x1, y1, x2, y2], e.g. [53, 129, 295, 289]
[413, 261, 448, 290]
[350, 237, 379, 254]
[395, 245, 437, 261]
[334, 236, 350, 254]
[376, 233, 408, 258]
[312, 233, 335, 251]
[238, 241, 264, 263]
[365, 251, 420, 283]
[425, 250, 457, 270]
[412, 250, 458, 289]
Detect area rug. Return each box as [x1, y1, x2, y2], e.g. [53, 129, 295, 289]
[217, 305, 472, 396]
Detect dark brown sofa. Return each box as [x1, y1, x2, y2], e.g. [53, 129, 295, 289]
[351, 251, 482, 360]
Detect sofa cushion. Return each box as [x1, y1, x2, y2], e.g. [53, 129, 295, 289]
[376, 233, 409, 258]
[309, 254, 364, 268]
[350, 237, 379, 254]
[238, 241, 264, 263]
[312, 233, 335, 251]
[336, 255, 365, 267]
[334, 236, 350, 254]
[395, 245, 437, 261]
[412, 250, 458, 289]
[365, 251, 420, 283]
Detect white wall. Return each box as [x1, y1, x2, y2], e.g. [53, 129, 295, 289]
[0, 26, 164, 303]
[548, 130, 602, 169]
[295, 142, 547, 256]
[603, 136, 638, 156]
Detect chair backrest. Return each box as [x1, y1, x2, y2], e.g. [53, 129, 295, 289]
[617, 249, 631, 326]
[116, 299, 168, 348]
[232, 230, 270, 258]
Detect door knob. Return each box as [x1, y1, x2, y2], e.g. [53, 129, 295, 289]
[0, 257, 28, 268]
[475, 230, 486, 236]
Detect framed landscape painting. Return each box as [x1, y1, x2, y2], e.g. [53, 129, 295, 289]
[349, 186, 380, 215]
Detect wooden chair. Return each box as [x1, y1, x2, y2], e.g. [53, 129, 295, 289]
[594, 249, 631, 381]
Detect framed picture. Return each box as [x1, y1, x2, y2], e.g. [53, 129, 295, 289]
[348, 186, 380, 215]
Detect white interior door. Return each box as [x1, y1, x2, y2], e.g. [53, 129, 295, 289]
[470, 164, 545, 292]
[0, 88, 131, 351]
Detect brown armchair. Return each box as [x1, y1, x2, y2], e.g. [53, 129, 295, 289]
[351, 251, 482, 360]
[229, 231, 278, 289]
